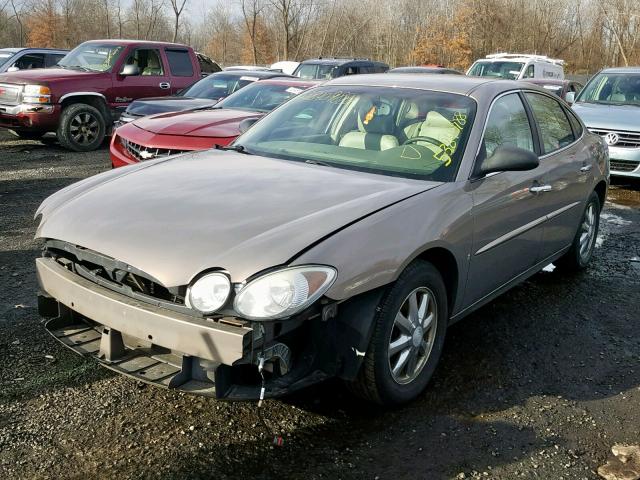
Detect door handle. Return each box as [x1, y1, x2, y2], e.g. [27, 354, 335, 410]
[529, 184, 552, 193]
[159, 82, 170, 89]
[580, 165, 592, 172]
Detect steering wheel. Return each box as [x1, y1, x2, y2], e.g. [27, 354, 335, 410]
[403, 136, 443, 147]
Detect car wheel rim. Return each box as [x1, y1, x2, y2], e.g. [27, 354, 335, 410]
[387, 286, 437, 385]
[579, 203, 596, 261]
[69, 112, 99, 145]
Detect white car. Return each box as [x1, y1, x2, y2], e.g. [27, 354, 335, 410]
[270, 61, 300, 75]
[467, 53, 564, 81]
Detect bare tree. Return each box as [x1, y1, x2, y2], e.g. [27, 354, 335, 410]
[168, 0, 188, 43]
[240, 0, 265, 64]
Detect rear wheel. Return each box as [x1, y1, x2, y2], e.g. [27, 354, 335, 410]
[57, 103, 106, 152]
[556, 191, 601, 271]
[348, 261, 448, 405]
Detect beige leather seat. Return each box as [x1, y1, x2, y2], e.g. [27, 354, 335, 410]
[405, 110, 459, 146]
[339, 102, 399, 151]
[142, 54, 162, 76]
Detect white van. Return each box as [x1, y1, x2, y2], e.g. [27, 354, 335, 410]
[467, 53, 564, 80]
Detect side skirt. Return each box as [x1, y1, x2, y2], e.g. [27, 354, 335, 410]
[449, 244, 571, 324]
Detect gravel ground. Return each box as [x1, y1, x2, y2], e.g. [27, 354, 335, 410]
[0, 132, 639, 480]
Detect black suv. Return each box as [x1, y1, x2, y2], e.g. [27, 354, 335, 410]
[293, 58, 389, 80]
[0, 47, 69, 73]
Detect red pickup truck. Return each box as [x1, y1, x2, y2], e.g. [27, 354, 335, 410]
[0, 39, 201, 151]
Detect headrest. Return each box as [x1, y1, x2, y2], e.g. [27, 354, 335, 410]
[357, 101, 392, 134]
[404, 102, 420, 120]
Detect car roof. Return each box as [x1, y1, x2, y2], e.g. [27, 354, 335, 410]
[388, 66, 461, 74]
[84, 39, 189, 48]
[600, 67, 640, 74]
[212, 70, 294, 79]
[0, 47, 68, 53]
[325, 73, 509, 95]
[257, 79, 321, 88]
[300, 58, 373, 65]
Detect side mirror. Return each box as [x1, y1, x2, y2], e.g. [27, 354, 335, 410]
[478, 145, 539, 176]
[120, 64, 140, 76]
[238, 117, 259, 134]
[565, 91, 575, 105]
[7, 66, 19, 72]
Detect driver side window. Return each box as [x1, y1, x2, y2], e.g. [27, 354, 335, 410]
[483, 93, 534, 158]
[523, 64, 535, 79]
[123, 49, 164, 76]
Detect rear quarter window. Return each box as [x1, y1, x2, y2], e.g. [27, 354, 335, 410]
[165, 49, 194, 77]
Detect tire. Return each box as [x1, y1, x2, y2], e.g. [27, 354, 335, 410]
[57, 103, 106, 152]
[348, 260, 448, 405]
[556, 191, 601, 271]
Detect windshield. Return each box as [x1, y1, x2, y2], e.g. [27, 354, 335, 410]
[183, 73, 259, 99]
[236, 85, 476, 182]
[216, 82, 310, 113]
[0, 51, 15, 68]
[577, 73, 640, 105]
[468, 61, 524, 80]
[58, 43, 124, 72]
[294, 63, 339, 80]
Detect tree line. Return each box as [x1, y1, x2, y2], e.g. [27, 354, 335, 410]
[0, 0, 638, 73]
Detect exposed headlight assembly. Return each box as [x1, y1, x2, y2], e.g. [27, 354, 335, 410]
[186, 272, 231, 314]
[234, 266, 337, 320]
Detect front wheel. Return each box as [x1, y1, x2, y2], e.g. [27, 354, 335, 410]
[556, 191, 601, 271]
[348, 261, 448, 405]
[57, 103, 106, 152]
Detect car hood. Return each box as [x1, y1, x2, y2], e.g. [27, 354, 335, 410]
[36, 151, 438, 287]
[126, 97, 219, 117]
[133, 108, 263, 137]
[0, 68, 105, 84]
[572, 102, 640, 131]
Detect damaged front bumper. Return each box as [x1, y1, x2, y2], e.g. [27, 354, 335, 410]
[36, 256, 331, 399]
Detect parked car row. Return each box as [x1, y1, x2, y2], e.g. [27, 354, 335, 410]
[0, 41, 637, 180]
[35, 68, 609, 405]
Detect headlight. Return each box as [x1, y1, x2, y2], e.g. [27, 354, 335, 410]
[23, 85, 51, 104]
[234, 266, 337, 320]
[186, 272, 231, 314]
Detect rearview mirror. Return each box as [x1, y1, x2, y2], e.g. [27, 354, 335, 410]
[565, 91, 575, 105]
[238, 117, 259, 134]
[478, 145, 539, 176]
[120, 64, 140, 76]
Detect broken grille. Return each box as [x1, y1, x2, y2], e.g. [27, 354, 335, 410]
[44, 241, 187, 309]
[122, 137, 189, 161]
[589, 128, 640, 149]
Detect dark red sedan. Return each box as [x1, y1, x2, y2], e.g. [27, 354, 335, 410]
[110, 79, 317, 168]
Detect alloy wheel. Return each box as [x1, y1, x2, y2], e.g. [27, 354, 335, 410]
[69, 112, 100, 145]
[579, 202, 597, 261]
[387, 286, 438, 385]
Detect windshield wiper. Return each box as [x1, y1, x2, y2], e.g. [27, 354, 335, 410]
[216, 144, 252, 155]
[60, 64, 91, 72]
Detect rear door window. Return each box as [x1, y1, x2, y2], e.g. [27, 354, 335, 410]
[525, 92, 575, 154]
[165, 49, 194, 77]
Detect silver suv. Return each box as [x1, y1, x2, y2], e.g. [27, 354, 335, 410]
[568, 67, 640, 178]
